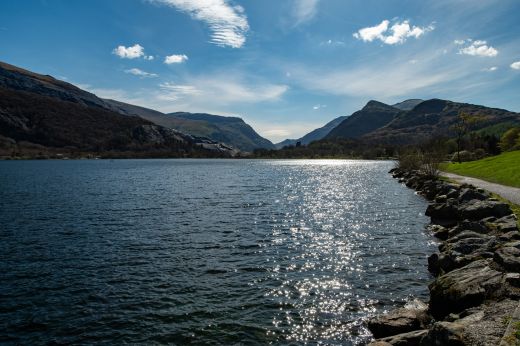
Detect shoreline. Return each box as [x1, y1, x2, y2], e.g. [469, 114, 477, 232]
[366, 168, 520, 345]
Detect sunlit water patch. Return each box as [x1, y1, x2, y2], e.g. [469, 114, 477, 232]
[0, 159, 435, 345]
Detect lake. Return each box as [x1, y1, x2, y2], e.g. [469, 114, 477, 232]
[0, 159, 435, 345]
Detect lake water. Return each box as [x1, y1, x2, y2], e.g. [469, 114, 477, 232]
[0, 159, 435, 345]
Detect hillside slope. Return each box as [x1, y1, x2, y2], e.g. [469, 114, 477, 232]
[326, 101, 400, 139]
[365, 99, 520, 144]
[0, 61, 233, 157]
[104, 98, 274, 152]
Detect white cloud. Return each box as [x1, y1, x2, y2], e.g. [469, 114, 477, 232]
[353, 20, 434, 45]
[313, 104, 326, 110]
[292, 0, 319, 25]
[458, 40, 498, 57]
[124, 68, 158, 78]
[511, 61, 520, 70]
[482, 66, 498, 72]
[454, 39, 466, 45]
[353, 20, 389, 42]
[152, 0, 249, 48]
[113, 44, 148, 59]
[164, 54, 189, 64]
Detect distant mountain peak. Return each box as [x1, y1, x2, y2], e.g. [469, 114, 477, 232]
[392, 99, 424, 111]
[362, 100, 396, 111]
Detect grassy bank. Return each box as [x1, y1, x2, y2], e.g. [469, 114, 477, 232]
[441, 150, 520, 188]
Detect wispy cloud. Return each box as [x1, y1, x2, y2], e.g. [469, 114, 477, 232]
[313, 104, 326, 110]
[353, 19, 434, 45]
[158, 82, 201, 101]
[164, 54, 188, 64]
[511, 61, 520, 70]
[124, 68, 158, 78]
[320, 39, 345, 47]
[151, 0, 249, 48]
[482, 66, 498, 72]
[457, 39, 498, 57]
[158, 76, 289, 105]
[113, 44, 154, 59]
[292, 0, 319, 25]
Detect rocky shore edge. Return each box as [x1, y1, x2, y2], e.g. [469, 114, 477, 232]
[367, 168, 520, 346]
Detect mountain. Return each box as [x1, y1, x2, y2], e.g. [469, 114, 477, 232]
[364, 98, 520, 145]
[0, 61, 235, 158]
[392, 99, 424, 111]
[325, 100, 400, 139]
[275, 116, 348, 149]
[168, 112, 275, 152]
[104, 99, 274, 152]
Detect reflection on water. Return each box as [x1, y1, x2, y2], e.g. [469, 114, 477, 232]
[0, 159, 435, 345]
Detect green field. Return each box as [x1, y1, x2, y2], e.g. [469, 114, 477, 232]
[441, 150, 520, 188]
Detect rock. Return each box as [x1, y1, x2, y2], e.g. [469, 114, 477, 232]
[435, 195, 447, 203]
[426, 224, 449, 240]
[439, 236, 496, 255]
[428, 253, 452, 276]
[426, 200, 459, 223]
[494, 215, 519, 233]
[456, 220, 490, 234]
[367, 299, 430, 338]
[368, 341, 392, 346]
[459, 200, 512, 221]
[499, 231, 520, 242]
[446, 231, 490, 244]
[377, 329, 428, 345]
[420, 312, 484, 346]
[429, 260, 507, 318]
[494, 246, 520, 272]
[446, 189, 459, 199]
[505, 273, 520, 287]
[458, 188, 489, 202]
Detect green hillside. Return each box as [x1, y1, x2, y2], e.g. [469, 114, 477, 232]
[442, 150, 520, 188]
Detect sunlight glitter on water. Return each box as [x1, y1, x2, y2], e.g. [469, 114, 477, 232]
[0, 159, 434, 345]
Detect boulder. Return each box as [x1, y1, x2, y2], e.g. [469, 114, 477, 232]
[367, 300, 430, 338]
[494, 246, 520, 272]
[377, 329, 428, 345]
[499, 231, 520, 242]
[429, 260, 506, 318]
[420, 312, 484, 346]
[458, 188, 489, 203]
[494, 215, 519, 233]
[426, 200, 459, 222]
[426, 224, 449, 240]
[459, 200, 512, 221]
[368, 341, 392, 346]
[439, 236, 496, 255]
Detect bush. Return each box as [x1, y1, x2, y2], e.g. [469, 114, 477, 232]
[499, 127, 520, 152]
[396, 150, 423, 171]
[450, 150, 474, 162]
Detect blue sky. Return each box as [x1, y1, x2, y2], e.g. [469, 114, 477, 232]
[1, 0, 520, 142]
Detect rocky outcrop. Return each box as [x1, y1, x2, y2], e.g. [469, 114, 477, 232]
[367, 168, 520, 345]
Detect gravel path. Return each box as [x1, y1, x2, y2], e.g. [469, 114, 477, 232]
[441, 172, 520, 205]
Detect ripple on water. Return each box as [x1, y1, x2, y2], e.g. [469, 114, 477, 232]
[0, 159, 434, 345]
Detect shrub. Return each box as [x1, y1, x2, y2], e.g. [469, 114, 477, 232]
[499, 127, 520, 152]
[396, 150, 423, 171]
[450, 150, 474, 162]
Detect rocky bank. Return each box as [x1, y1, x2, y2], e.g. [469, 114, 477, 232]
[367, 168, 520, 345]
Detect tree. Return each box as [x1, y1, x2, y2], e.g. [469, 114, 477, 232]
[451, 111, 484, 163]
[499, 127, 520, 152]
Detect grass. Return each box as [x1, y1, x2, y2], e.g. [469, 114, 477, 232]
[441, 150, 520, 188]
